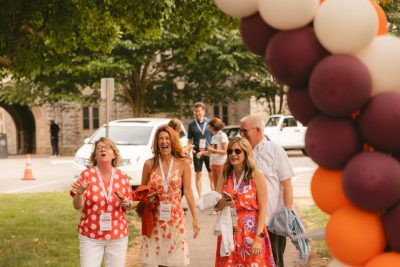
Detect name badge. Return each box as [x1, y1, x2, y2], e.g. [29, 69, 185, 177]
[100, 213, 112, 231]
[159, 202, 172, 221]
[231, 208, 238, 227]
[199, 139, 206, 150]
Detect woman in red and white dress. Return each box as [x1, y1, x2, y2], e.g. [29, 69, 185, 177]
[70, 137, 134, 267]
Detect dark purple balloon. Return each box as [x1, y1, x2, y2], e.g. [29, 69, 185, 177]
[305, 115, 362, 169]
[309, 55, 372, 117]
[343, 152, 400, 212]
[384, 201, 400, 252]
[287, 87, 320, 125]
[358, 92, 400, 153]
[265, 26, 328, 87]
[240, 13, 278, 56]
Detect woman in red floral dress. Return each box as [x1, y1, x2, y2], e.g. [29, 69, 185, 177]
[140, 125, 200, 266]
[215, 137, 275, 267]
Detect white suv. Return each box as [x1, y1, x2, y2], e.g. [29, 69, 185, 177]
[264, 115, 307, 154]
[72, 118, 187, 187]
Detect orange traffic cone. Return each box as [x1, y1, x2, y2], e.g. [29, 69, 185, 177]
[22, 154, 35, 180]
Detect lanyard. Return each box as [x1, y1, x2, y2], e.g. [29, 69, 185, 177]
[159, 157, 174, 193]
[233, 170, 245, 191]
[195, 118, 207, 136]
[95, 167, 115, 204]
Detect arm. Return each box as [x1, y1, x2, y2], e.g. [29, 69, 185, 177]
[251, 169, 268, 256]
[254, 169, 267, 235]
[207, 142, 227, 155]
[214, 172, 232, 211]
[182, 159, 200, 238]
[70, 180, 89, 210]
[141, 159, 152, 185]
[281, 178, 293, 210]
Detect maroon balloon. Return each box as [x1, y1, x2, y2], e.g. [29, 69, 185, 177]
[240, 13, 278, 56]
[287, 87, 320, 125]
[343, 152, 400, 212]
[265, 26, 328, 87]
[358, 92, 400, 153]
[384, 201, 400, 251]
[305, 115, 362, 169]
[309, 55, 372, 117]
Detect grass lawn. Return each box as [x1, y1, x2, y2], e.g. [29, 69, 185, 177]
[300, 204, 331, 266]
[0, 192, 139, 267]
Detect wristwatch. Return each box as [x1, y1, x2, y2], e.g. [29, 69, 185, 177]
[256, 232, 265, 238]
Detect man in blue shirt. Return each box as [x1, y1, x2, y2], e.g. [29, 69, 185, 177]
[187, 102, 212, 198]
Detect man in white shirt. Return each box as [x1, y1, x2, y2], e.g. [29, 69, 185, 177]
[240, 114, 294, 267]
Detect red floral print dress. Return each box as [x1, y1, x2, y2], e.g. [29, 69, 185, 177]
[215, 173, 276, 267]
[141, 168, 190, 266]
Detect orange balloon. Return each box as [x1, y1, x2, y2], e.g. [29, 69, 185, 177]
[365, 253, 400, 267]
[370, 0, 388, 35]
[326, 206, 386, 266]
[311, 167, 350, 214]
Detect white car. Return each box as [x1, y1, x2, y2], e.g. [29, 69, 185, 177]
[72, 118, 188, 187]
[264, 115, 307, 154]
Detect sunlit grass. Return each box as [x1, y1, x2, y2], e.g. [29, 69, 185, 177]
[0, 192, 139, 267]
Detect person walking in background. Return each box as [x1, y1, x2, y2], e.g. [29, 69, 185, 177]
[140, 125, 200, 266]
[240, 115, 294, 267]
[70, 137, 134, 267]
[168, 118, 191, 156]
[214, 137, 275, 266]
[196, 117, 228, 191]
[50, 120, 60, 157]
[187, 102, 212, 198]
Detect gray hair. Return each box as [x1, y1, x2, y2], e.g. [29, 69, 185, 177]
[240, 115, 265, 134]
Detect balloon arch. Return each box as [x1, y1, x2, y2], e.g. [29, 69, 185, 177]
[214, 0, 400, 266]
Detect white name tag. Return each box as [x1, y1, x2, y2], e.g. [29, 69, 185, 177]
[100, 213, 112, 231]
[159, 202, 172, 221]
[231, 208, 238, 227]
[199, 139, 206, 150]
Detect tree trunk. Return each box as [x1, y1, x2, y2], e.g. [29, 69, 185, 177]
[123, 63, 150, 117]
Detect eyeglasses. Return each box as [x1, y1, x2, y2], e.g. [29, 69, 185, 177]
[227, 148, 242, 155]
[239, 127, 257, 135]
[95, 145, 112, 150]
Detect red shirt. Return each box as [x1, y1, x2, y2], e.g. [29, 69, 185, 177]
[70, 167, 133, 240]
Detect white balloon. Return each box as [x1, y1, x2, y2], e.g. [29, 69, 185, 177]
[314, 0, 378, 54]
[328, 258, 360, 267]
[356, 36, 400, 96]
[257, 0, 319, 30]
[214, 0, 258, 18]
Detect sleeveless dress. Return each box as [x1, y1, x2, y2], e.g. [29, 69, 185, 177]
[215, 173, 276, 267]
[141, 168, 190, 266]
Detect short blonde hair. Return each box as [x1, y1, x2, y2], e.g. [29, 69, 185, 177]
[90, 137, 121, 167]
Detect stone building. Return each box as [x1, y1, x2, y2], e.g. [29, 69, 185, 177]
[0, 96, 282, 156]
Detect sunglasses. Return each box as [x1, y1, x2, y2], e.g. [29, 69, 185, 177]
[227, 148, 242, 155]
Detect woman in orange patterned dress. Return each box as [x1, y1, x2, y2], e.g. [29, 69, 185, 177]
[215, 137, 275, 267]
[140, 125, 200, 266]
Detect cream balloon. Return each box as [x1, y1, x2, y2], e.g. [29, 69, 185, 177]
[328, 258, 360, 267]
[356, 36, 400, 96]
[258, 0, 319, 30]
[214, 0, 258, 18]
[314, 0, 378, 54]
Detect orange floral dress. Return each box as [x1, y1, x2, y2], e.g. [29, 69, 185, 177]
[141, 168, 190, 266]
[215, 173, 276, 267]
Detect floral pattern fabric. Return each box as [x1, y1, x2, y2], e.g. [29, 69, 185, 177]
[141, 169, 190, 266]
[215, 173, 275, 267]
[70, 167, 133, 240]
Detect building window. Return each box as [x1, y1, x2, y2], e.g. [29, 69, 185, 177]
[93, 107, 99, 129]
[83, 107, 90, 130]
[82, 106, 99, 130]
[222, 105, 228, 125]
[213, 106, 220, 118]
[213, 105, 229, 125]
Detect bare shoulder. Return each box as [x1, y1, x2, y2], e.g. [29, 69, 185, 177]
[179, 157, 190, 167]
[253, 169, 266, 183]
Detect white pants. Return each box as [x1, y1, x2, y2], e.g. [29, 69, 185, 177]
[79, 234, 128, 267]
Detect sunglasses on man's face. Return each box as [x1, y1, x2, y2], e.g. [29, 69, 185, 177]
[227, 148, 242, 155]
